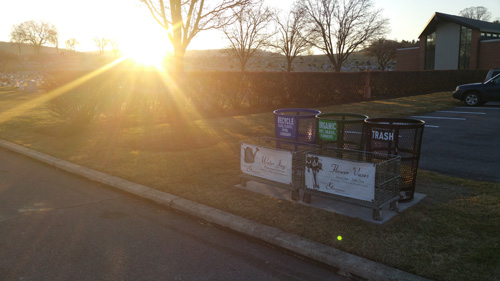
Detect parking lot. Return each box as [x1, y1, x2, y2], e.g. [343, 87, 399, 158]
[413, 102, 500, 183]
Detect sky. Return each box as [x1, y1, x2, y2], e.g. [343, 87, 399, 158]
[1, 0, 499, 53]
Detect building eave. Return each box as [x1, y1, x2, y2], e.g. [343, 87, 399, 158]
[419, 12, 500, 38]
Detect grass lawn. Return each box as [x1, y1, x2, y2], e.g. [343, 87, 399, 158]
[0, 87, 498, 281]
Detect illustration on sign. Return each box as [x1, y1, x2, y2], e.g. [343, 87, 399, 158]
[241, 143, 293, 185]
[305, 155, 323, 189]
[276, 115, 296, 139]
[243, 146, 259, 163]
[318, 119, 338, 141]
[305, 154, 376, 202]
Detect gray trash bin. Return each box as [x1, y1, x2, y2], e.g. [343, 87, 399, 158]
[364, 118, 425, 201]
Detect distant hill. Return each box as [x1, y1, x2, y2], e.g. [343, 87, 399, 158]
[0, 41, 391, 72]
[0, 41, 18, 54]
[0, 41, 63, 56]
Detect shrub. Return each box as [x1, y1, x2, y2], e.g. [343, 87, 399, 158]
[187, 72, 246, 113]
[246, 72, 288, 108]
[43, 69, 488, 123]
[46, 85, 103, 125]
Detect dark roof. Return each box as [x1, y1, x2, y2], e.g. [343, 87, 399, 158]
[419, 12, 500, 37]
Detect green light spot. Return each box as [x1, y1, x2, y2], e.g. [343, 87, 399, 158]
[337, 235, 342, 241]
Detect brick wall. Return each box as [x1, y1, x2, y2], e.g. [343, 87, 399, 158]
[470, 30, 481, 69]
[396, 47, 420, 71]
[418, 35, 426, 70]
[478, 40, 500, 70]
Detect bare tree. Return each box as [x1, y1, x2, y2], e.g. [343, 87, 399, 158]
[302, 0, 389, 72]
[65, 38, 79, 52]
[9, 25, 26, 55]
[10, 20, 58, 54]
[223, 1, 275, 72]
[366, 38, 398, 71]
[272, 2, 311, 72]
[109, 39, 120, 57]
[459, 6, 492, 21]
[94, 37, 108, 55]
[140, 0, 250, 72]
[53, 36, 60, 53]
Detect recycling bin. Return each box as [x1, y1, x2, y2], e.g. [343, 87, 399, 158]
[316, 113, 368, 150]
[364, 118, 425, 201]
[274, 108, 321, 144]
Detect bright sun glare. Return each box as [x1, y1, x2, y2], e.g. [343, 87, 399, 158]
[123, 42, 170, 69]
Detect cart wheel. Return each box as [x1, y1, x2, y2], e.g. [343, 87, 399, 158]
[291, 190, 299, 201]
[390, 200, 399, 212]
[372, 209, 382, 221]
[303, 193, 311, 204]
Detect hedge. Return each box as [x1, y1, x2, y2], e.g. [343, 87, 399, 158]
[43, 69, 488, 123]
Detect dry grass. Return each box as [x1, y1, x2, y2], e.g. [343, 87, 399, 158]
[0, 87, 499, 281]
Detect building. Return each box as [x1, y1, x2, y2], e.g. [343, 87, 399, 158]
[397, 12, 500, 71]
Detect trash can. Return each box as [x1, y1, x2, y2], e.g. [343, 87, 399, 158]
[274, 108, 321, 144]
[316, 113, 368, 150]
[364, 118, 425, 202]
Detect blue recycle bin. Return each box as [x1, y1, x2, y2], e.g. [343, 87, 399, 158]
[274, 108, 321, 144]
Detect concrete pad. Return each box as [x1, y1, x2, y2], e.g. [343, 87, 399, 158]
[235, 181, 426, 224]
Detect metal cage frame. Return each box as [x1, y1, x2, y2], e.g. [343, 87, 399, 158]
[303, 147, 401, 220]
[240, 137, 318, 201]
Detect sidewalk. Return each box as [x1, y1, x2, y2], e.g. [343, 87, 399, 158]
[0, 139, 430, 281]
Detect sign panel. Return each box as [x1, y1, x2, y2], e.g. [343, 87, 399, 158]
[370, 128, 395, 142]
[275, 115, 296, 139]
[241, 143, 293, 185]
[305, 154, 376, 202]
[318, 119, 338, 141]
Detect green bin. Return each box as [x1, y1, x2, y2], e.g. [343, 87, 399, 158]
[316, 113, 368, 150]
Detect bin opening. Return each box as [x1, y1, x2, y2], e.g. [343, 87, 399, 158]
[274, 108, 320, 144]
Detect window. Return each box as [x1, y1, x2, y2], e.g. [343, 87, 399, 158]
[480, 32, 500, 39]
[425, 32, 435, 70]
[458, 26, 472, 69]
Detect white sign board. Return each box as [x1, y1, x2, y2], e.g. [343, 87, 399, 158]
[305, 154, 376, 202]
[241, 143, 293, 185]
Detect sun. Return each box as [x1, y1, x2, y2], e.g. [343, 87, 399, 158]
[122, 41, 171, 69]
[123, 46, 168, 68]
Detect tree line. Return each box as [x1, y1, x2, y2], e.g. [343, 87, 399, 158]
[9, 20, 121, 57]
[7, 2, 497, 72]
[142, 0, 390, 72]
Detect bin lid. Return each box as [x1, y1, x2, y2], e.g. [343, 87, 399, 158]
[364, 118, 425, 127]
[316, 113, 368, 122]
[274, 108, 321, 116]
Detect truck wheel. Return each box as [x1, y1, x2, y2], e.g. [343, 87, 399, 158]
[464, 92, 481, 106]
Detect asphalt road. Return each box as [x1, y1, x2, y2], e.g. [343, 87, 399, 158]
[0, 148, 345, 281]
[414, 101, 500, 183]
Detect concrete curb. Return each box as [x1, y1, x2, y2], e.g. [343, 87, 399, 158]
[0, 140, 430, 281]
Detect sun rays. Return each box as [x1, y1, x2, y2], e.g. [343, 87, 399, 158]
[0, 56, 126, 124]
[0, 52, 206, 131]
